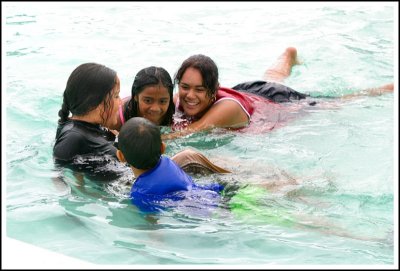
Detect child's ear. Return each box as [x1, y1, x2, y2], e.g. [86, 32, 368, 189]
[160, 142, 166, 154]
[116, 150, 126, 162]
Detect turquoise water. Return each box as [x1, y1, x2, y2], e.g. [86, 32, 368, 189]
[3, 2, 397, 267]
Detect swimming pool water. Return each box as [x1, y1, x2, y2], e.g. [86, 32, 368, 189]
[3, 2, 397, 268]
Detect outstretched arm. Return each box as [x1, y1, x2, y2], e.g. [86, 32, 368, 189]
[162, 99, 249, 140]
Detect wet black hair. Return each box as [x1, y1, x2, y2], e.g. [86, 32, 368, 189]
[174, 54, 219, 98]
[118, 117, 162, 169]
[58, 63, 117, 125]
[124, 66, 175, 126]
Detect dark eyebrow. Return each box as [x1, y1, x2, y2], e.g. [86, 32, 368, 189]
[180, 82, 205, 88]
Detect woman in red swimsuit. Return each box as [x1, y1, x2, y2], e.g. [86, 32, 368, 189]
[163, 47, 393, 140]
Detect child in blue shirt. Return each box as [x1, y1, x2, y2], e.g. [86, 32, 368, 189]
[117, 117, 224, 212]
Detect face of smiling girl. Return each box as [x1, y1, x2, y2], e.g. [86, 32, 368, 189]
[178, 67, 213, 118]
[135, 84, 171, 125]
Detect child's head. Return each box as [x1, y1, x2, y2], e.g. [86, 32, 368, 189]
[59, 63, 121, 127]
[117, 117, 164, 170]
[175, 54, 220, 98]
[174, 55, 220, 118]
[125, 66, 175, 126]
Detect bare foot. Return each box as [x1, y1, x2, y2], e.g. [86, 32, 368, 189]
[378, 83, 394, 92]
[361, 83, 394, 96]
[263, 47, 300, 82]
